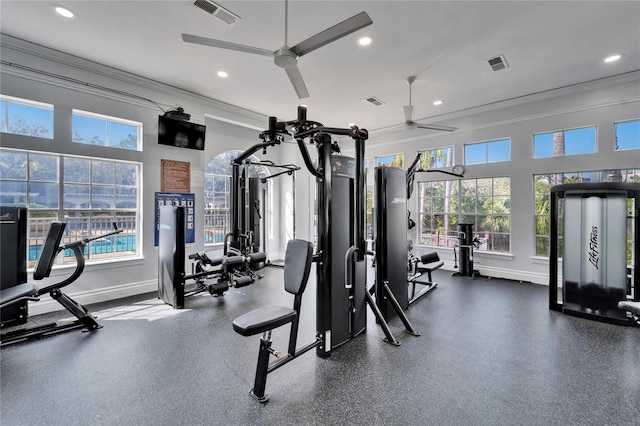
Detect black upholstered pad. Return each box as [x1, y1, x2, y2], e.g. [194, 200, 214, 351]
[222, 256, 244, 267]
[420, 252, 440, 264]
[284, 239, 314, 295]
[417, 260, 444, 273]
[233, 305, 296, 336]
[202, 252, 223, 266]
[0, 282, 39, 307]
[247, 252, 267, 263]
[618, 301, 640, 315]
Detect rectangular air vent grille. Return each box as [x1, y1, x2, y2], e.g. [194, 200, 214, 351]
[193, 1, 241, 26]
[487, 55, 508, 71]
[365, 96, 385, 106]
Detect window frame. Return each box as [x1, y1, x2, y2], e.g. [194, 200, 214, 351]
[464, 138, 511, 165]
[72, 109, 143, 151]
[0, 94, 54, 139]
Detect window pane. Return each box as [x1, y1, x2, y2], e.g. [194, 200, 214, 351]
[0, 100, 6, 132]
[64, 157, 91, 183]
[487, 139, 511, 163]
[92, 186, 115, 208]
[491, 234, 510, 252]
[534, 133, 554, 158]
[0, 181, 27, 205]
[493, 216, 510, 233]
[477, 197, 492, 213]
[477, 179, 492, 196]
[116, 163, 137, 186]
[92, 161, 115, 184]
[615, 120, 640, 151]
[29, 153, 58, 182]
[536, 236, 549, 257]
[108, 121, 138, 150]
[493, 177, 510, 195]
[564, 127, 596, 155]
[28, 182, 58, 208]
[465, 143, 486, 165]
[0, 150, 27, 180]
[64, 184, 90, 208]
[5, 100, 53, 139]
[72, 114, 106, 146]
[116, 187, 137, 209]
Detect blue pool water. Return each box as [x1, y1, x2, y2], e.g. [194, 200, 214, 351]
[29, 234, 137, 260]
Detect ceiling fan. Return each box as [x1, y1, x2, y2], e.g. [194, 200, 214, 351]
[403, 76, 457, 132]
[182, 0, 372, 99]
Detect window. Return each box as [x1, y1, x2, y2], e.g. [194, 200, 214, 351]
[533, 126, 596, 158]
[419, 146, 454, 169]
[464, 139, 510, 165]
[375, 153, 404, 168]
[0, 148, 141, 267]
[0, 95, 53, 139]
[203, 151, 267, 245]
[533, 168, 639, 257]
[418, 177, 511, 253]
[615, 119, 640, 151]
[72, 110, 142, 151]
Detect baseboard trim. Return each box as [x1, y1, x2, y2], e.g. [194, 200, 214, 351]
[440, 261, 548, 285]
[28, 280, 157, 316]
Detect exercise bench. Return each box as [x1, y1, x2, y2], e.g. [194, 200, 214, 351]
[232, 239, 320, 403]
[408, 252, 443, 305]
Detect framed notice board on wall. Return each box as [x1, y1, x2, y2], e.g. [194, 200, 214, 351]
[154, 192, 195, 246]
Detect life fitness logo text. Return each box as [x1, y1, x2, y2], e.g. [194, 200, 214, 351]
[391, 198, 406, 205]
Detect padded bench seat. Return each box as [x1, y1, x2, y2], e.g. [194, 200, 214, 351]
[0, 283, 39, 307]
[416, 252, 444, 275]
[233, 305, 297, 336]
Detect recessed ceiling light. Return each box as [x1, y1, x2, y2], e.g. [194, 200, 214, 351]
[52, 5, 75, 18]
[217, 71, 228, 78]
[433, 100, 443, 106]
[358, 37, 371, 46]
[604, 54, 623, 63]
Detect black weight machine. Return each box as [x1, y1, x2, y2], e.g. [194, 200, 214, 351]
[231, 107, 418, 403]
[1, 207, 122, 346]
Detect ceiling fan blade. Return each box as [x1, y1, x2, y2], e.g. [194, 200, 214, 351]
[182, 33, 273, 57]
[285, 66, 310, 98]
[290, 11, 373, 57]
[415, 123, 458, 132]
[403, 105, 414, 123]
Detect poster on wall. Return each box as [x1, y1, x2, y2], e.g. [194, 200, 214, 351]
[161, 159, 191, 192]
[154, 192, 195, 246]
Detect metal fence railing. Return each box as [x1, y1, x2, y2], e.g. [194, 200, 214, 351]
[204, 209, 229, 245]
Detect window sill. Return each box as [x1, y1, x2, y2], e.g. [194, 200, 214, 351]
[29, 256, 145, 276]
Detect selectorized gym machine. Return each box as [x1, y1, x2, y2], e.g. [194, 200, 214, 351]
[230, 107, 417, 402]
[549, 182, 640, 325]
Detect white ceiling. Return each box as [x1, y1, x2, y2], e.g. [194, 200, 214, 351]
[1, 1, 639, 133]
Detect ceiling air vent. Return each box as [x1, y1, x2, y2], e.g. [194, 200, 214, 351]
[192, 1, 241, 26]
[487, 54, 508, 71]
[364, 96, 385, 106]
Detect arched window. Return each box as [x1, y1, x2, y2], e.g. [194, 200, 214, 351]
[204, 150, 268, 245]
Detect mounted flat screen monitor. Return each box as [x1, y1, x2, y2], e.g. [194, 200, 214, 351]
[158, 115, 206, 150]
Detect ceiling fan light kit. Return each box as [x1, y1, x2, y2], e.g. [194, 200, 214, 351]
[183, 0, 373, 99]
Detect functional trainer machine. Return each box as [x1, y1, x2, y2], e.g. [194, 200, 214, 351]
[1, 207, 122, 345]
[232, 107, 417, 402]
[549, 182, 639, 325]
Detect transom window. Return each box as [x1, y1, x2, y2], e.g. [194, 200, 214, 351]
[0, 95, 53, 139]
[615, 119, 640, 151]
[464, 139, 511, 165]
[72, 109, 142, 151]
[533, 126, 596, 158]
[419, 146, 454, 169]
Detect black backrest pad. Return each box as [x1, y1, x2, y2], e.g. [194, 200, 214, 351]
[420, 252, 440, 264]
[33, 222, 66, 280]
[284, 239, 314, 295]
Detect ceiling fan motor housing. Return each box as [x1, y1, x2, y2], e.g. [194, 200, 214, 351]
[274, 47, 298, 68]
